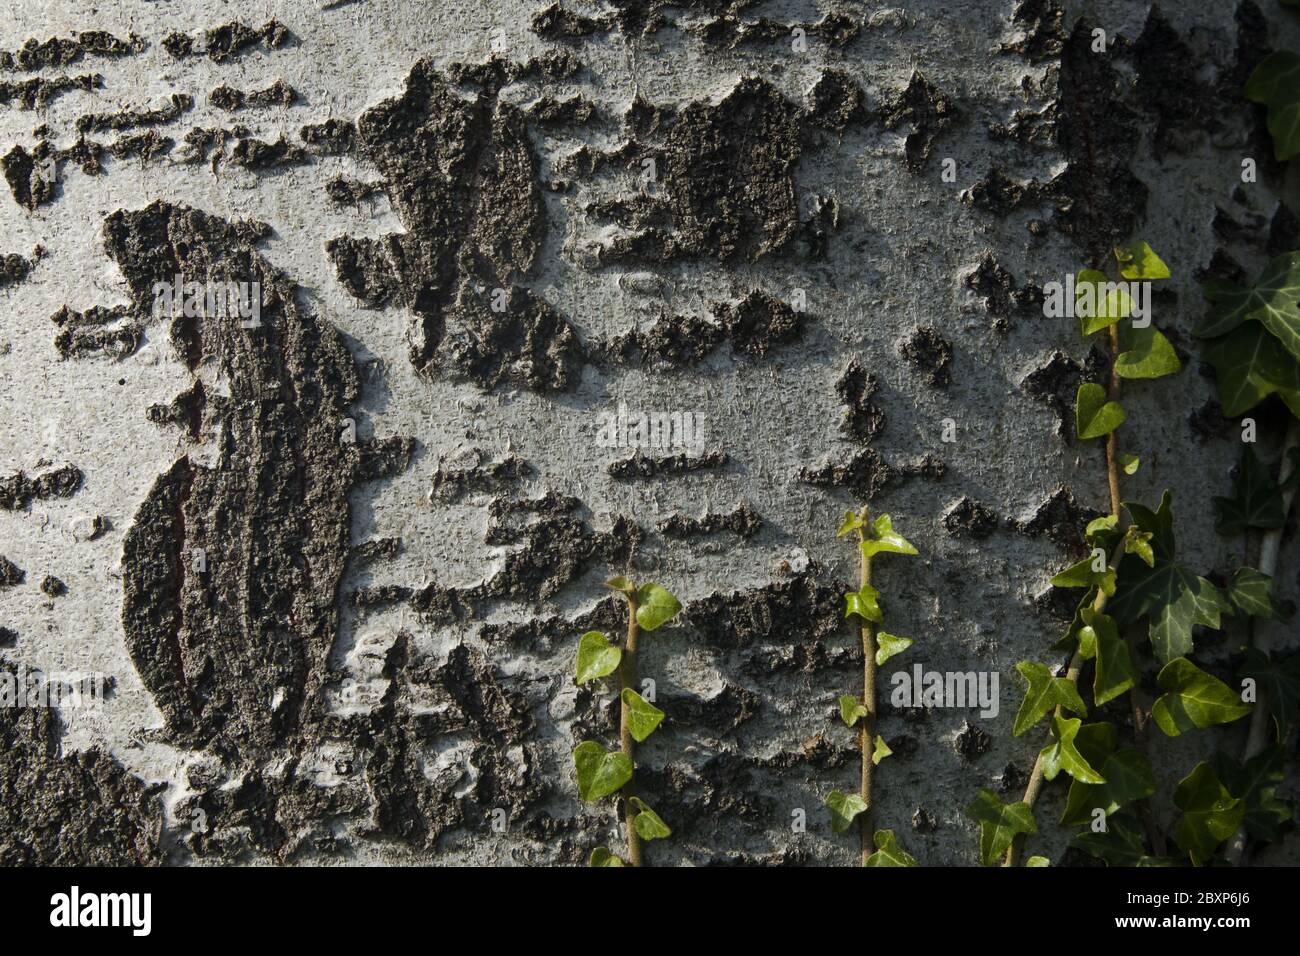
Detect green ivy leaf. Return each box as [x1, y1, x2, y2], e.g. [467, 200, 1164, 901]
[826, 789, 868, 834]
[1082, 610, 1136, 706]
[1063, 749, 1156, 825]
[839, 694, 868, 727]
[1109, 493, 1230, 663]
[1072, 813, 1173, 866]
[1061, 723, 1156, 825]
[966, 788, 1036, 866]
[1173, 762, 1244, 866]
[844, 583, 883, 623]
[588, 846, 625, 867]
[875, 631, 913, 665]
[635, 583, 681, 631]
[629, 797, 671, 841]
[1240, 648, 1300, 734]
[1025, 856, 1050, 867]
[1114, 240, 1171, 280]
[1214, 746, 1292, 842]
[1119, 453, 1140, 475]
[837, 509, 864, 537]
[1214, 447, 1286, 535]
[1116, 324, 1181, 379]
[1012, 661, 1087, 736]
[1226, 567, 1282, 619]
[1125, 529, 1155, 568]
[575, 631, 622, 685]
[1075, 383, 1126, 439]
[1151, 657, 1251, 737]
[1266, 93, 1300, 161]
[859, 514, 919, 558]
[604, 575, 635, 594]
[621, 688, 665, 742]
[1196, 252, 1300, 356]
[864, 829, 918, 867]
[1040, 715, 1106, 784]
[1075, 269, 1133, 336]
[1245, 50, 1300, 105]
[1085, 514, 1120, 545]
[872, 736, 893, 765]
[1050, 553, 1117, 596]
[573, 742, 633, 801]
[1202, 323, 1300, 418]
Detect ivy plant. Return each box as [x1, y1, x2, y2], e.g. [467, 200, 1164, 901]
[1246, 48, 1300, 161]
[827, 508, 920, 866]
[573, 575, 681, 867]
[1193, 245, 1300, 863]
[983, 242, 1269, 866]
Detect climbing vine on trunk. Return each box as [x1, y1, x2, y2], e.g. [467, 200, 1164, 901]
[826, 508, 920, 867]
[573, 576, 681, 867]
[1194, 242, 1300, 864]
[976, 242, 1271, 866]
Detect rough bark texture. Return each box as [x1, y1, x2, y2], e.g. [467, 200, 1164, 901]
[0, 0, 1298, 866]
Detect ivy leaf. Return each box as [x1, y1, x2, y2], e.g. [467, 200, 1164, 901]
[1266, 92, 1300, 161]
[1226, 567, 1281, 619]
[875, 631, 912, 665]
[1062, 749, 1156, 826]
[1125, 529, 1155, 568]
[635, 583, 681, 631]
[1050, 553, 1117, 596]
[1214, 746, 1292, 843]
[1245, 51, 1300, 106]
[1202, 323, 1300, 418]
[573, 742, 633, 801]
[826, 789, 868, 834]
[629, 797, 671, 841]
[1172, 762, 1244, 866]
[1214, 447, 1285, 535]
[575, 631, 622, 684]
[1012, 661, 1087, 736]
[1076, 269, 1133, 336]
[966, 788, 1036, 866]
[621, 688, 665, 742]
[864, 829, 918, 867]
[604, 575, 635, 594]
[1082, 610, 1136, 706]
[1076, 383, 1126, 439]
[1151, 657, 1251, 737]
[1039, 715, 1106, 784]
[1061, 723, 1156, 825]
[1025, 856, 1050, 867]
[839, 694, 868, 727]
[1072, 813, 1173, 867]
[1246, 53, 1300, 159]
[837, 509, 864, 536]
[1240, 648, 1300, 734]
[588, 847, 625, 867]
[1119, 454, 1140, 475]
[859, 514, 918, 558]
[1115, 324, 1181, 379]
[1085, 514, 1122, 550]
[844, 583, 883, 623]
[872, 736, 893, 765]
[1114, 240, 1171, 280]
[1109, 493, 1230, 664]
[1196, 252, 1300, 356]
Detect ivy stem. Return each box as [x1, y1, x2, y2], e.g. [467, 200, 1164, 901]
[1004, 536, 1127, 866]
[855, 525, 878, 865]
[1225, 417, 1300, 865]
[1123, 619, 1168, 857]
[619, 591, 643, 868]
